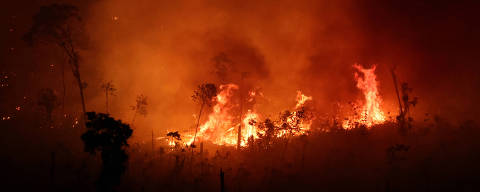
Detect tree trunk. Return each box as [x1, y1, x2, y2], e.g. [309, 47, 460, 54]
[59, 35, 86, 118]
[76, 75, 86, 115]
[72, 58, 86, 117]
[192, 103, 204, 146]
[390, 68, 406, 135]
[220, 168, 225, 192]
[61, 60, 66, 115]
[237, 125, 242, 149]
[238, 76, 244, 150]
[390, 68, 403, 116]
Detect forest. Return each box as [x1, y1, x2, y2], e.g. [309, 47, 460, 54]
[1, 0, 479, 191]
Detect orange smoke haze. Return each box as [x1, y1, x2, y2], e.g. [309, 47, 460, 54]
[81, 0, 362, 141]
[49, 0, 478, 142]
[1, 1, 480, 190]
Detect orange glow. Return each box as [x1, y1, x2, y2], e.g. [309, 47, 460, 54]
[277, 91, 313, 137]
[343, 64, 385, 129]
[168, 139, 175, 147]
[295, 91, 312, 109]
[186, 84, 240, 146]
[240, 109, 260, 145]
[184, 85, 313, 147]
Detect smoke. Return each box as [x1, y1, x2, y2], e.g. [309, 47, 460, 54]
[62, 0, 480, 139]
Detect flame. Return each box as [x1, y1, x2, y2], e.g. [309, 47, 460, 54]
[186, 84, 239, 146]
[168, 139, 175, 147]
[247, 90, 256, 102]
[277, 91, 313, 137]
[185, 85, 313, 147]
[240, 109, 260, 145]
[343, 64, 385, 129]
[295, 91, 312, 109]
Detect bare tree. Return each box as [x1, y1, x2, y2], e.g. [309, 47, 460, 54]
[191, 83, 217, 147]
[130, 94, 148, 125]
[24, 4, 87, 116]
[398, 82, 418, 134]
[101, 81, 116, 114]
[391, 67, 418, 135]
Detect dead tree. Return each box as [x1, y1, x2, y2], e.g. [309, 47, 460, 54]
[237, 72, 248, 149]
[390, 67, 418, 135]
[391, 67, 403, 118]
[130, 94, 148, 125]
[24, 4, 88, 116]
[191, 83, 217, 147]
[101, 81, 116, 114]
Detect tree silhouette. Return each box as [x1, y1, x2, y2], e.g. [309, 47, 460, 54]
[101, 81, 116, 114]
[256, 118, 278, 150]
[24, 3, 88, 116]
[167, 131, 182, 148]
[81, 112, 133, 191]
[167, 131, 182, 141]
[391, 67, 418, 135]
[37, 88, 60, 122]
[191, 83, 217, 147]
[397, 82, 418, 135]
[130, 94, 148, 125]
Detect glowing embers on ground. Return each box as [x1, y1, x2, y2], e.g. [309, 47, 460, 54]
[343, 64, 386, 129]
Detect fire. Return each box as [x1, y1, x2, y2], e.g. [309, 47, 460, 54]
[277, 91, 313, 137]
[168, 139, 175, 147]
[185, 84, 313, 147]
[241, 110, 259, 143]
[187, 84, 239, 146]
[343, 64, 386, 129]
[295, 91, 312, 109]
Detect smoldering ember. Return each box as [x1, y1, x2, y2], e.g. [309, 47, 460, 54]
[1, 0, 479, 191]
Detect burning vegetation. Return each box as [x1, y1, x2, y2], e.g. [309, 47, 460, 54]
[171, 63, 386, 149]
[183, 84, 314, 148]
[2, 1, 479, 192]
[342, 64, 386, 129]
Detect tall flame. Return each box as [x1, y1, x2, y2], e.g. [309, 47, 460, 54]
[343, 64, 385, 129]
[187, 84, 239, 146]
[240, 109, 260, 145]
